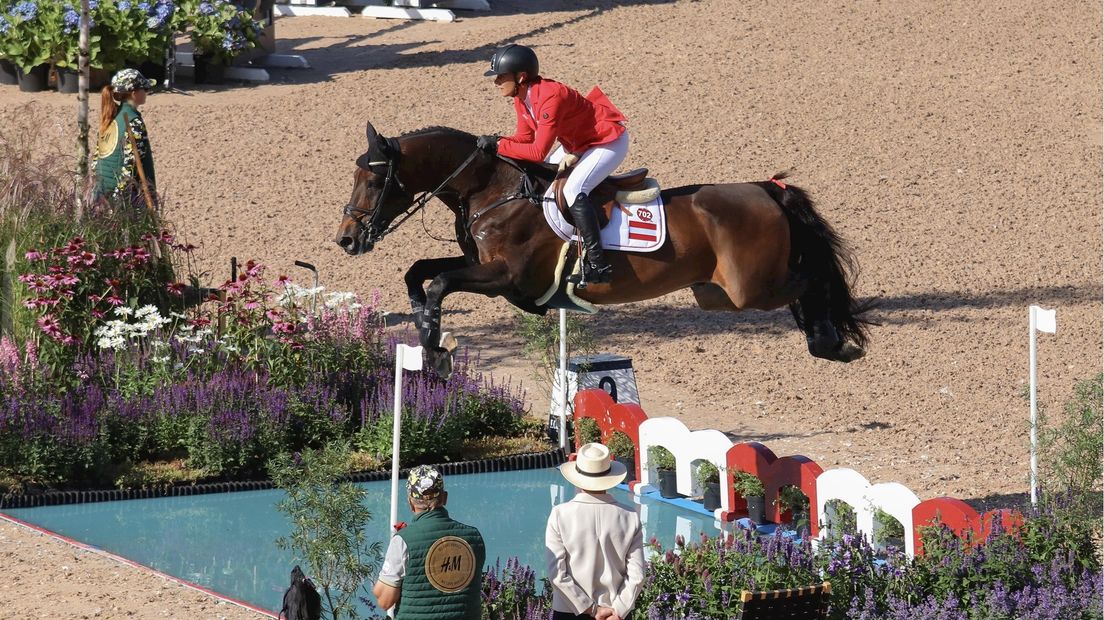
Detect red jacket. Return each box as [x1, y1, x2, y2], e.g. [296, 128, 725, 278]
[497, 78, 627, 162]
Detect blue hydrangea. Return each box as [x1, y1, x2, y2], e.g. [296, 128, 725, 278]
[9, 1, 38, 22]
[0, 15, 9, 33]
[117, 0, 130, 9]
[136, 1, 148, 10]
[62, 8, 79, 33]
[89, 0, 98, 9]
[221, 30, 245, 51]
[197, 1, 214, 15]
[145, 15, 161, 28]
[226, 14, 239, 28]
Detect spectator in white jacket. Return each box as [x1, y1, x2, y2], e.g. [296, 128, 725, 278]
[545, 442, 646, 620]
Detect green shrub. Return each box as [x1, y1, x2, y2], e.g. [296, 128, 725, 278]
[648, 445, 675, 471]
[607, 430, 635, 460]
[1037, 373, 1103, 522]
[695, 460, 720, 485]
[822, 499, 858, 541]
[732, 470, 764, 497]
[575, 416, 600, 445]
[269, 442, 380, 620]
[872, 507, 906, 548]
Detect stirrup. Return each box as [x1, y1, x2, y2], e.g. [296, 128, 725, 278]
[568, 264, 613, 288]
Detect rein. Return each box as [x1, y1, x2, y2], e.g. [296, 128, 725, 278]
[345, 147, 481, 245]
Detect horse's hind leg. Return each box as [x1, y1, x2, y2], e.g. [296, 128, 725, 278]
[792, 282, 864, 362]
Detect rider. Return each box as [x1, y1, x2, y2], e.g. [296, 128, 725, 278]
[477, 43, 628, 287]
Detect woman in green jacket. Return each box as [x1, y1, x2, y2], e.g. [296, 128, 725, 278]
[93, 68, 157, 208]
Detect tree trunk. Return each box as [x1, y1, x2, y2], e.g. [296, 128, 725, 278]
[76, 0, 90, 206]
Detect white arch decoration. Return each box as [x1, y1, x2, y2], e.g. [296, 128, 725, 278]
[816, 467, 922, 557]
[637, 417, 735, 518]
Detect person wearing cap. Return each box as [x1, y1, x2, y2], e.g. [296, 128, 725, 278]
[372, 465, 486, 620]
[546, 443, 645, 620]
[93, 68, 157, 206]
[478, 43, 629, 288]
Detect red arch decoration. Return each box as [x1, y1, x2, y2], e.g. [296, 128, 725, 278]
[723, 442, 823, 536]
[911, 497, 1024, 556]
[573, 388, 648, 482]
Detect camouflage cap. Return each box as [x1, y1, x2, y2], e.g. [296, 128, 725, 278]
[407, 465, 444, 499]
[111, 68, 156, 93]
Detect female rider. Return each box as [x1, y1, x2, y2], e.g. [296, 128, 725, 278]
[477, 43, 628, 287]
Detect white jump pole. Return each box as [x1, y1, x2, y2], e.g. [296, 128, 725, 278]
[559, 308, 568, 450]
[1028, 305, 1056, 507]
[390, 344, 423, 535]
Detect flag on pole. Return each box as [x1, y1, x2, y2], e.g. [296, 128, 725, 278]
[397, 344, 424, 371]
[1031, 306, 1056, 334]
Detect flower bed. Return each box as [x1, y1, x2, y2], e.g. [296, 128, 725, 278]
[0, 0, 262, 77]
[476, 499, 1103, 620]
[0, 122, 537, 495]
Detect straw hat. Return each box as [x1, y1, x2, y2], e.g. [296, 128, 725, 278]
[559, 442, 627, 491]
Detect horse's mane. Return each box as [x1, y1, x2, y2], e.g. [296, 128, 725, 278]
[399, 126, 476, 140]
[397, 125, 557, 182]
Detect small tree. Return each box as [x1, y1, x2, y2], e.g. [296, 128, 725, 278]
[269, 442, 381, 620]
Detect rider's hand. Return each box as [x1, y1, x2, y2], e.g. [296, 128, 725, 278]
[476, 135, 499, 154]
[557, 153, 579, 173]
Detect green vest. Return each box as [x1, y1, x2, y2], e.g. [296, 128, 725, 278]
[94, 102, 156, 198]
[395, 507, 485, 620]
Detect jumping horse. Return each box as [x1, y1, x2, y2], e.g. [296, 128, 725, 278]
[335, 122, 871, 376]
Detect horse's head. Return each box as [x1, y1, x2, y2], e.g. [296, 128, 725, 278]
[334, 122, 416, 255]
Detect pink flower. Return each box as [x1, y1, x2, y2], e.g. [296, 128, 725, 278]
[244, 300, 261, 310]
[78, 251, 96, 266]
[109, 248, 131, 260]
[36, 315, 62, 339]
[272, 320, 296, 335]
[24, 249, 43, 262]
[106, 295, 124, 306]
[91, 310, 105, 319]
[189, 317, 212, 328]
[172, 242, 197, 253]
[158, 231, 175, 243]
[275, 274, 290, 287]
[104, 278, 121, 288]
[166, 282, 185, 296]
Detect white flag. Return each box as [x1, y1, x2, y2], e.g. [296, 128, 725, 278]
[1032, 306, 1057, 334]
[397, 344, 424, 371]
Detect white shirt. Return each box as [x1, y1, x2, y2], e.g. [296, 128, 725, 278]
[377, 535, 408, 588]
[545, 491, 646, 618]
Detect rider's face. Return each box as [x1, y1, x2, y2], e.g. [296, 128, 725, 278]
[494, 72, 518, 97]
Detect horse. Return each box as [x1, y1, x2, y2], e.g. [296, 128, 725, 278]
[335, 122, 871, 376]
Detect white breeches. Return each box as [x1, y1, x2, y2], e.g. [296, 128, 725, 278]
[544, 130, 630, 206]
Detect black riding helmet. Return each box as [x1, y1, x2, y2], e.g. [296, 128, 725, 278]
[483, 43, 539, 77]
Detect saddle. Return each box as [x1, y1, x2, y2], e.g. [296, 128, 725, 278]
[552, 167, 662, 227]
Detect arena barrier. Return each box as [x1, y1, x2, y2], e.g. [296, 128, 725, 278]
[572, 388, 1022, 559]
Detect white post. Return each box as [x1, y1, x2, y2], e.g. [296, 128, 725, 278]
[390, 344, 422, 535]
[1028, 305, 1056, 507]
[559, 308, 568, 450]
[1028, 307, 1038, 507]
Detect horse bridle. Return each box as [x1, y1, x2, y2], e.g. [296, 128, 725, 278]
[343, 140, 482, 247]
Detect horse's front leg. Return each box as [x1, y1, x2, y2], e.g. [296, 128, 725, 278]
[420, 260, 512, 377]
[403, 257, 468, 332]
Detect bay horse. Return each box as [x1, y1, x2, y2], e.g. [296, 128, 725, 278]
[335, 122, 871, 376]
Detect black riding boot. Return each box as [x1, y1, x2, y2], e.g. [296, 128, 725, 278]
[566, 192, 613, 287]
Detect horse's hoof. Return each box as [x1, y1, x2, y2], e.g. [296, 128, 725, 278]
[834, 342, 866, 362]
[430, 347, 453, 378]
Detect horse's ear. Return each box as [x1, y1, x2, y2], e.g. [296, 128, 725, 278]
[365, 121, 379, 146]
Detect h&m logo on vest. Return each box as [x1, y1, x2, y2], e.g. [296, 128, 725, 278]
[425, 536, 476, 593]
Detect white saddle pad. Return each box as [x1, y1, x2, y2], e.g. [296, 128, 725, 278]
[541, 185, 666, 252]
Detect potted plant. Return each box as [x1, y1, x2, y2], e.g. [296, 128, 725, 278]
[648, 445, 678, 498]
[3, 0, 63, 92]
[775, 485, 810, 535]
[574, 416, 600, 446]
[872, 507, 906, 553]
[607, 430, 635, 483]
[732, 470, 765, 523]
[695, 461, 722, 512]
[184, 0, 261, 84]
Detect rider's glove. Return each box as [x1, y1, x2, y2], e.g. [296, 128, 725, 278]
[557, 153, 579, 173]
[476, 135, 499, 154]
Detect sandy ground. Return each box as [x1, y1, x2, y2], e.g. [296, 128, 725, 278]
[0, 0, 1100, 616]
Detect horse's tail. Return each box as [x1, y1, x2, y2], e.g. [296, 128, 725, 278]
[760, 172, 874, 349]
